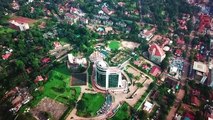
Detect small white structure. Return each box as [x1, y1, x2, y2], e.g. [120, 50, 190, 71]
[169, 66, 178, 75]
[163, 46, 170, 51]
[143, 101, 154, 113]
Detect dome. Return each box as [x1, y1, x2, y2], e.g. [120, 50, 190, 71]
[163, 46, 170, 51]
[96, 61, 108, 70]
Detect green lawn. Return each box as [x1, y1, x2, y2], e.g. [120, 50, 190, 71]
[76, 93, 105, 117]
[43, 64, 81, 104]
[109, 102, 131, 120]
[26, 64, 81, 108]
[108, 40, 120, 51]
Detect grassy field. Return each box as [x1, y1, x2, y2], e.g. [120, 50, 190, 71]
[43, 64, 81, 104]
[110, 102, 131, 120]
[109, 40, 120, 51]
[77, 93, 105, 117]
[23, 64, 81, 109]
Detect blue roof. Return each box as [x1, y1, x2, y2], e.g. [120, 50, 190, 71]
[184, 117, 191, 120]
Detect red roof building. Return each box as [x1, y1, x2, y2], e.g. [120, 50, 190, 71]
[34, 75, 44, 83]
[177, 38, 185, 45]
[175, 49, 182, 57]
[2, 53, 12, 60]
[53, 42, 62, 49]
[150, 66, 161, 77]
[198, 14, 212, 33]
[191, 96, 200, 107]
[148, 43, 166, 63]
[142, 64, 150, 71]
[41, 57, 51, 64]
[191, 89, 200, 96]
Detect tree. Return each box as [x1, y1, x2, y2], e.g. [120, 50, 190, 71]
[191, 38, 199, 46]
[137, 110, 148, 120]
[136, 83, 143, 88]
[16, 60, 25, 71]
[184, 36, 190, 44]
[17, 112, 36, 120]
[182, 51, 187, 58]
[161, 58, 169, 71]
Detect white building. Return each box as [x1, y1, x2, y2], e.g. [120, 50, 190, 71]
[9, 20, 29, 31]
[95, 61, 123, 89]
[193, 61, 209, 75]
[67, 54, 87, 69]
[143, 101, 154, 113]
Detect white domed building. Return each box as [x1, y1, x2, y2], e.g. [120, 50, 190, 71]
[95, 60, 124, 90]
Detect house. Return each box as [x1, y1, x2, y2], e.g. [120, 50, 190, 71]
[2, 53, 12, 60]
[105, 26, 113, 33]
[148, 43, 166, 64]
[11, 0, 20, 10]
[142, 64, 151, 71]
[9, 20, 29, 31]
[70, 7, 85, 17]
[150, 66, 161, 77]
[79, 18, 88, 24]
[178, 19, 187, 30]
[9, 87, 33, 112]
[175, 49, 182, 57]
[169, 66, 178, 76]
[198, 14, 212, 34]
[102, 4, 114, 15]
[138, 28, 156, 41]
[53, 42, 62, 49]
[41, 57, 51, 64]
[177, 37, 185, 45]
[64, 13, 79, 25]
[191, 96, 200, 107]
[143, 101, 154, 113]
[2, 48, 13, 60]
[34, 75, 44, 83]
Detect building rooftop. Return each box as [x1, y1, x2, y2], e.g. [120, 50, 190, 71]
[150, 66, 161, 77]
[193, 61, 208, 73]
[148, 43, 165, 57]
[143, 101, 154, 112]
[68, 54, 87, 65]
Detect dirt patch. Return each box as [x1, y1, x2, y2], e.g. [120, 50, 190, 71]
[121, 41, 140, 49]
[31, 98, 67, 120]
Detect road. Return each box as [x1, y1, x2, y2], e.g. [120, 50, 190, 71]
[166, 89, 185, 120]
